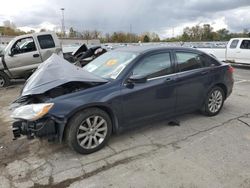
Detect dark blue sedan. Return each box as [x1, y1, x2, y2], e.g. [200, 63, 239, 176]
[11, 46, 234, 154]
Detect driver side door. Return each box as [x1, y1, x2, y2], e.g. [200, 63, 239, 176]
[120, 51, 178, 127]
[5, 37, 42, 78]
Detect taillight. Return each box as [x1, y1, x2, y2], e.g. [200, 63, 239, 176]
[228, 65, 234, 74]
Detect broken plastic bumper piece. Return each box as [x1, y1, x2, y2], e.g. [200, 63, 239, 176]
[12, 119, 57, 140]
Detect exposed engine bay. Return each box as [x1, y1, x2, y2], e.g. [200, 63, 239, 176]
[12, 81, 104, 107]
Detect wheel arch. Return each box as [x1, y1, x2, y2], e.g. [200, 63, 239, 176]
[60, 104, 119, 142]
[214, 83, 227, 98]
[0, 70, 11, 87]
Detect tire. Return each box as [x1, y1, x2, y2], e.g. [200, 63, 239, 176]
[65, 108, 112, 154]
[202, 86, 225, 116]
[0, 71, 10, 88]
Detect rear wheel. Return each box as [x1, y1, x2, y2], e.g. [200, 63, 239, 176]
[0, 71, 10, 88]
[66, 108, 112, 154]
[202, 86, 225, 116]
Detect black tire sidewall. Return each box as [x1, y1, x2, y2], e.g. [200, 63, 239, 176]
[0, 71, 10, 87]
[66, 108, 112, 154]
[204, 87, 225, 116]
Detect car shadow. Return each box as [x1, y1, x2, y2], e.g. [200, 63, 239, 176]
[0, 79, 25, 90]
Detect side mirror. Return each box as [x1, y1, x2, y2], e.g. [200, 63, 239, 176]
[9, 47, 18, 57]
[127, 75, 147, 84]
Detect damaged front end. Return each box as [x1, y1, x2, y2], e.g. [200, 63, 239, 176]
[11, 54, 107, 141]
[12, 118, 57, 141]
[11, 82, 102, 141]
[11, 102, 58, 141]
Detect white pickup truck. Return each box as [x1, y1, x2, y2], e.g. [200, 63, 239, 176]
[0, 32, 62, 87]
[198, 38, 250, 65]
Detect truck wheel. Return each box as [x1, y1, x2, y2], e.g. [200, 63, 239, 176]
[0, 71, 10, 88]
[201, 86, 225, 116]
[65, 108, 112, 154]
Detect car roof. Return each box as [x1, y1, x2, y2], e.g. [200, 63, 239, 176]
[114, 45, 201, 54]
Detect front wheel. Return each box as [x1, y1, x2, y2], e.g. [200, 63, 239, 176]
[65, 108, 112, 154]
[0, 71, 10, 88]
[202, 86, 225, 116]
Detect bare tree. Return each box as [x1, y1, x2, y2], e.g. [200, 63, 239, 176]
[82, 30, 92, 40]
[92, 30, 101, 39]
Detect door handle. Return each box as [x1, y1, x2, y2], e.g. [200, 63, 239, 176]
[201, 70, 209, 75]
[33, 54, 40, 58]
[165, 77, 175, 82]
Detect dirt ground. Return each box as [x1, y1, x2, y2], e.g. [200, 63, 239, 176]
[0, 67, 250, 188]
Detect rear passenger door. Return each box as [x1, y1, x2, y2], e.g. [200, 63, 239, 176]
[37, 34, 57, 61]
[174, 51, 215, 113]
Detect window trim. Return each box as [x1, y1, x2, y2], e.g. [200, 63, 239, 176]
[37, 34, 56, 49]
[11, 37, 37, 55]
[147, 74, 175, 81]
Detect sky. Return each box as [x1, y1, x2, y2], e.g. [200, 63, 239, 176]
[0, 0, 250, 38]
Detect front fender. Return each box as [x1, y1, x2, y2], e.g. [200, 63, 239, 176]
[49, 102, 121, 142]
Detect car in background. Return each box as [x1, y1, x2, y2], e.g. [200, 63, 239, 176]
[0, 31, 106, 88]
[11, 46, 234, 154]
[0, 32, 61, 87]
[198, 38, 250, 65]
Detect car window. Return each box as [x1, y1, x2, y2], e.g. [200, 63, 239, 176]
[230, 40, 239, 49]
[11, 37, 36, 55]
[37, 35, 55, 49]
[200, 54, 220, 67]
[240, 40, 250, 49]
[132, 52, 172, 79]
[206, 55, 221, 66]
[176, 52, 207, 72]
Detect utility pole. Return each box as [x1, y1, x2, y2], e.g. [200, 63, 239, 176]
[129, 24, 132, 43]
[60, 8, 65, 38]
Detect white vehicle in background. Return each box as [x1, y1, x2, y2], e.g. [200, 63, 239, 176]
[198, 38, 250, 65]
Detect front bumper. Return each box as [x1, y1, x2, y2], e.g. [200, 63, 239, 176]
[12, 118, 58, 141]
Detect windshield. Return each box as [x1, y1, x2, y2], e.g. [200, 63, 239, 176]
[83, 51, 137, 79]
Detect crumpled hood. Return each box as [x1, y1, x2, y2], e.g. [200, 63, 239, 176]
[22, 54, 107, 96]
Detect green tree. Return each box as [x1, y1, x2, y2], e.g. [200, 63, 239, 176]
[201, 24, 213, 41]
[216, 28, 230, 41]
[69, 27, 77, 38]
[143, 35, 150, 42]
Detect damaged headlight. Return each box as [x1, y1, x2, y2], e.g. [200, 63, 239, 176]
[11, 103, 54, 121]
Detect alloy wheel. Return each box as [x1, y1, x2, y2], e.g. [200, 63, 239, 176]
[76, 115, 108, 149]
[0, 76, 5, 87]
[208, 89, 223, 113]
